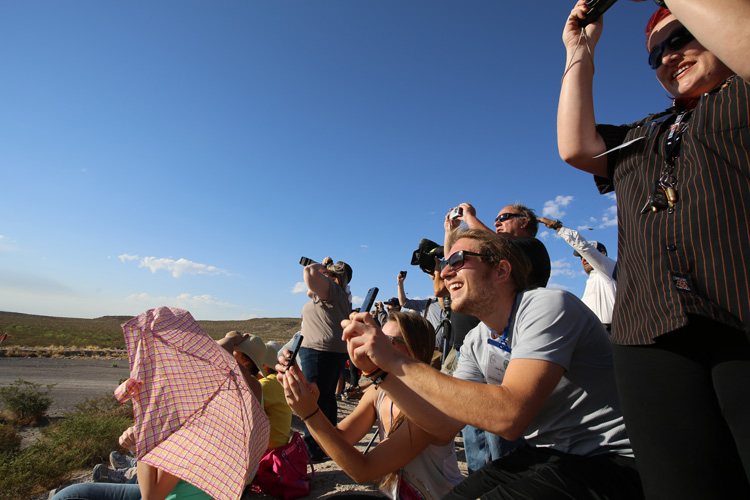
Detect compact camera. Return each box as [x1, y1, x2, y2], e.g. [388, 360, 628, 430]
[449, 207, 463, 220]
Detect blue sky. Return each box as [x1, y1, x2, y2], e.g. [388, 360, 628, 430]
[1, 1, 670, 320]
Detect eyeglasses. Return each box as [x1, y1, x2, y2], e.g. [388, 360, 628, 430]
[386, 335, 406, 345]
[648, 26, 695, 70]
[494, 213, 523, 223]
[439, 250, 490, 272]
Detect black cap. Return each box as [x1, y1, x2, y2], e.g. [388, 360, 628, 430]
[574, 241, 607, 257]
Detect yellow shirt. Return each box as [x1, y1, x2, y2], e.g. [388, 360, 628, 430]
[260, 373, 292, 450]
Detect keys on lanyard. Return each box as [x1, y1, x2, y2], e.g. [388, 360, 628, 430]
[640, 110, 689, 215]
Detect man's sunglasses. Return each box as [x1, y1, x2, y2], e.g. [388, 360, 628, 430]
[648, 26, 695, 70]
[439, 250, 489, 272]
[495, 213, 523, 223]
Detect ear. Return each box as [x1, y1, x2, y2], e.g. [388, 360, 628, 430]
[519, 218, 529, 229]
[495, 260, 512, 284]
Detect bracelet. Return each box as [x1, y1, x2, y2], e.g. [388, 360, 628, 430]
[301, 407, 320, 421]
[552, 220, 563, 230]
[364, 369, 389, 387]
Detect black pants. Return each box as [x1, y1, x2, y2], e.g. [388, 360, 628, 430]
[442, 446, 643, 500]
[613, 316, 750, 499]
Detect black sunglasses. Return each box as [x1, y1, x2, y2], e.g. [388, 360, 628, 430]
[439, 250, 489, 272]
[495, 213, 523, 223]
[648, 26, 695, 70]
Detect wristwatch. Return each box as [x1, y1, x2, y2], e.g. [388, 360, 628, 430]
[551, 220, 563, 230]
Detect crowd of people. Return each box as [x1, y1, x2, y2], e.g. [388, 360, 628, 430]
[48, 1, 749, 499]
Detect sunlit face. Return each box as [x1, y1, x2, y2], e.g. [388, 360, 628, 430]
[440, 238, 497, 317]
[493, 206, 528, 239]
[649, 15, 733, 99]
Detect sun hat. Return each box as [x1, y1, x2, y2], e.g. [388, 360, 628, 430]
[235, 334, 267, 371]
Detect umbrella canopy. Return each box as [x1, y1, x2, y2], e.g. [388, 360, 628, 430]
[115, 307, 270, 500]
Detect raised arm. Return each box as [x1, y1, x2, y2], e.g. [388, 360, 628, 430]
[304, 262, 333, 301]
[397, 272, 408, 306]
[557, 0, 609, 176]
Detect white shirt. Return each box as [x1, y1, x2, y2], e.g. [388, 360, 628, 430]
[557, 226, 617, 324]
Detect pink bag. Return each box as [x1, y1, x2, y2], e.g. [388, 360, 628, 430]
[251, 432, 315, 500]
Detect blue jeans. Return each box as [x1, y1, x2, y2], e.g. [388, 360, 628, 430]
[50, 483, 141, 500]
[462, 425, 525, 475]
[297, 347, 347, 453]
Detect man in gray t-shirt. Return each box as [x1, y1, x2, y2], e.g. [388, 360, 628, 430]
[343, 229, 643, 499]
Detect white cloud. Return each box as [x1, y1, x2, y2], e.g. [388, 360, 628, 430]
[542, 195, 574, 218]
[119, 254, 229, 278]
[549, 258, 582, 279]
[599, 205, 618, 228]
[361, 244, 368, 248]
[605, 192, 617, 201]
[538, 231, 550, 240]
[291, 282, 307, 294]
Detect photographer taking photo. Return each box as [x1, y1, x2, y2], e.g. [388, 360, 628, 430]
[558, 1, 750, 497]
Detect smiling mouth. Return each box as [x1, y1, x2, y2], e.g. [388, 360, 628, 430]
[672, 63, 693, 80]
[448, 282, 463, 293]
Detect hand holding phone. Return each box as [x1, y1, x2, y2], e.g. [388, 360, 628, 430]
[359, 287, 379, 313]
[286, 334, 304, 368]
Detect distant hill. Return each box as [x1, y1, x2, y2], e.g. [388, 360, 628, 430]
[0, 311, 301, 349]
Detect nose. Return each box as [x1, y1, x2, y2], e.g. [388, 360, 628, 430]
[440, 264, 454, 280]
[661, 48, 680, 67]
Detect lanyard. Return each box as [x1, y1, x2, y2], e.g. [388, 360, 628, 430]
[488, 295, 519, 354]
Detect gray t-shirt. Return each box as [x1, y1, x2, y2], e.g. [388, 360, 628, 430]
[455, 288, 632, 457]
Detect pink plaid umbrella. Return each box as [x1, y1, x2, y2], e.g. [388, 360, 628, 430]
[115, 307, 270, 500]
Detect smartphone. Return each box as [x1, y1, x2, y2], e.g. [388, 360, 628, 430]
[299, 256, 317, 266]
[286, 334, 304, 368]
[359, 287, 379, 313]
[579, 0, 618, 28]
[399, 270, 407, 279]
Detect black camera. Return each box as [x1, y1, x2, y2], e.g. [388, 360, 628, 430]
[579, 0, 618, 28]
[299, 256, 317, 266]
[410, 238, 444, 274]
